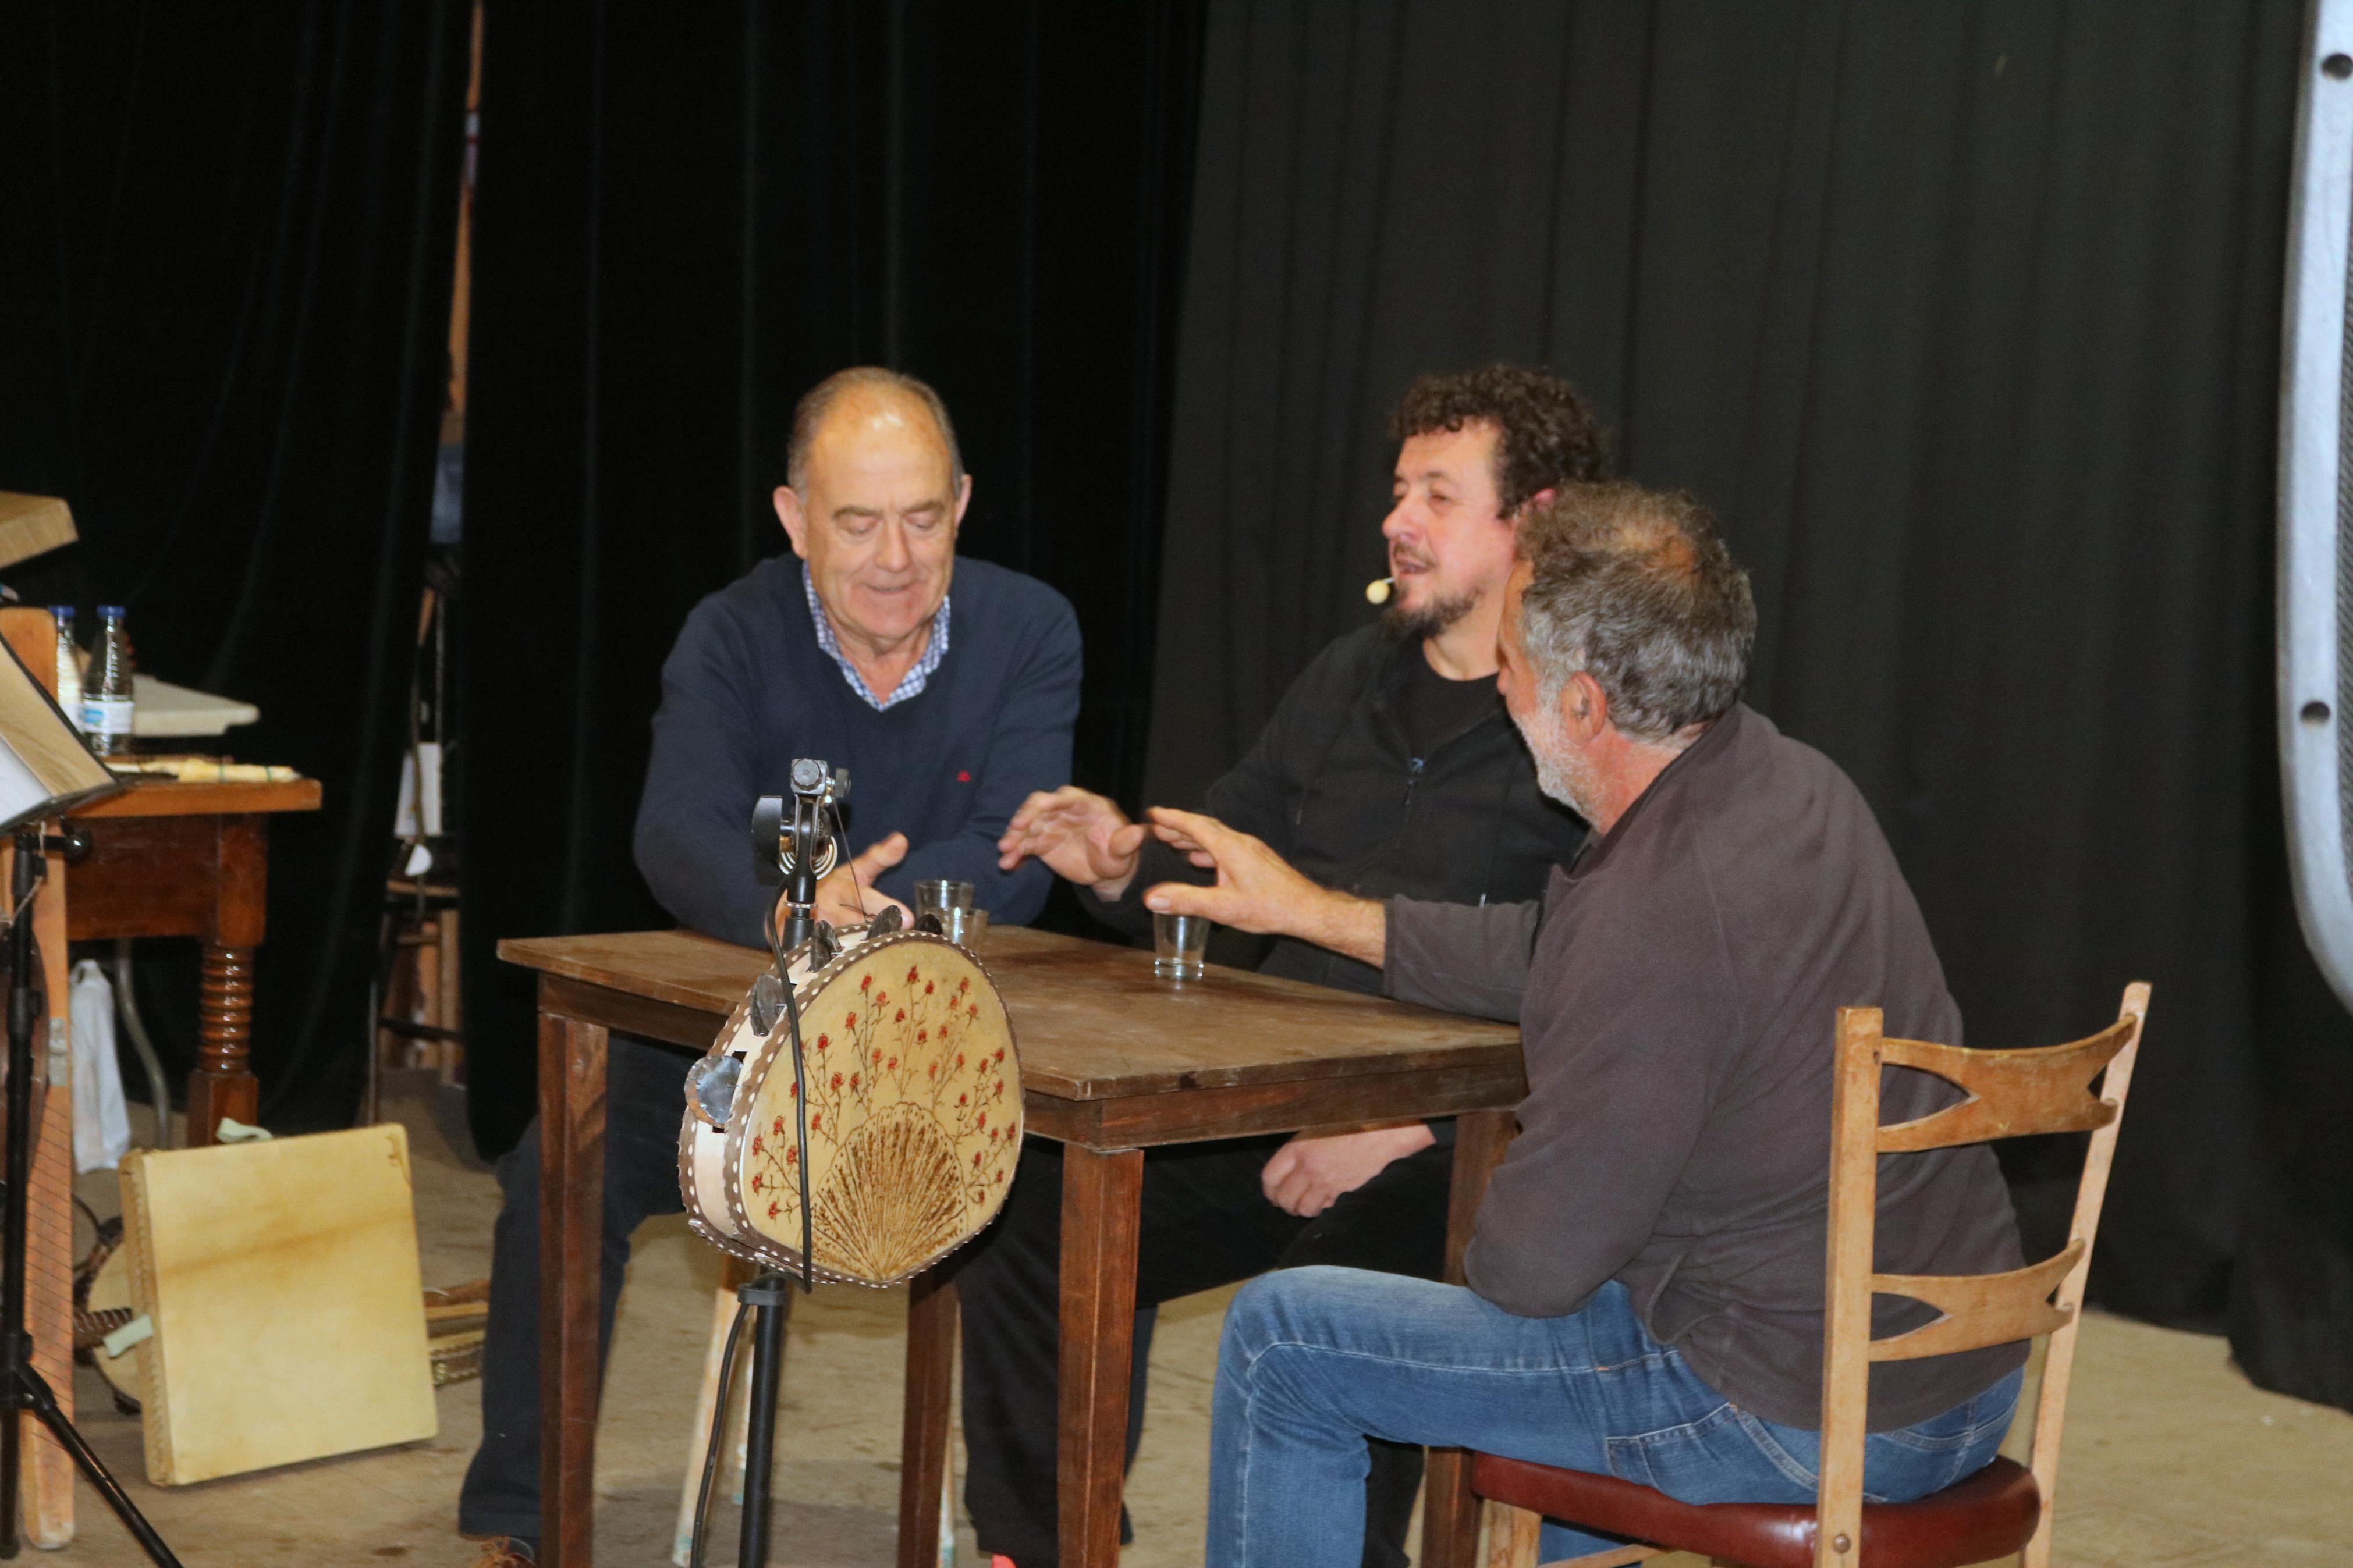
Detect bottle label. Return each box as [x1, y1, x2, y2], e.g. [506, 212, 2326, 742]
[83, 697, 133, 739]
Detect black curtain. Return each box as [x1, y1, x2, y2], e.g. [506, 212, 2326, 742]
[459, 1, 1205, 1160]
[1152, 0, 2353, 1407]
[0, 3, 472, 1130]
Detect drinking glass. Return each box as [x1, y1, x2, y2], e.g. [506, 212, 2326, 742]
[915, 880, 976, 926]
[1152, 912, 1209, 979]
[943, 906, 990, 953]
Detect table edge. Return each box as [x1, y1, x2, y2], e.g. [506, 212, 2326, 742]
[506, 931, 1527, 1103]
[70, 777, 322, 817]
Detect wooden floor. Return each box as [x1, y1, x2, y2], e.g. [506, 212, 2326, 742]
[44, 1076, 2353, 1566]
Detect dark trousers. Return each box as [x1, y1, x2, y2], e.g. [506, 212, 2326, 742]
[954, 1132, 1454, 1568]
[458, 1034, 721, 1543]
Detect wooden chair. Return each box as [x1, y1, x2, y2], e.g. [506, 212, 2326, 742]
[1470, 983, 2149, 1568]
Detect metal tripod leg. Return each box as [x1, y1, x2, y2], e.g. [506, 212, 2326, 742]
[733, 1273, 795, 1568]
[5, 1362, 180, 1565]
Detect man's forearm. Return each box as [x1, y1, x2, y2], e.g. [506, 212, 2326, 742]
[1296, 887, 1385, 968]
[637, 808, 774, 950]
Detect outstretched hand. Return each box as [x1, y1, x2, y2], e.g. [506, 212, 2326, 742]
[1137, 808, 1322, 932]
[804, 831, 911, 931]
[996, 787, 1149, 899]
[1138, 808, 1387, 967]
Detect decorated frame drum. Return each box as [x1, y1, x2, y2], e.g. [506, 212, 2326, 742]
[679, 929, 1021, 1286]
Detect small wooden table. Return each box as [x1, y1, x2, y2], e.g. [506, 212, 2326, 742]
[499, 925, 1528, 1568]
[66, 775, 324, 1144]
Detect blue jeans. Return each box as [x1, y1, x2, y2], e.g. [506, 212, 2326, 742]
[1208, 1268, 2021, 1568]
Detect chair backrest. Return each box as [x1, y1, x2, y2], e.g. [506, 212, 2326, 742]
[1814, 983, 2149, 1568]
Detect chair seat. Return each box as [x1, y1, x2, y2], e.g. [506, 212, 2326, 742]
[1470, 1453, 2041, 1568]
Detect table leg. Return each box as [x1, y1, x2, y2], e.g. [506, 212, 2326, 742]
[1421, 1108, 1516, 1568]
[184, 943, 258, 1146]
[188, 813, 268, 1149]
[540, 1007, 608, 1568]
[897, 1268, 958, 1568]
[1056, 1146, 1144, 1568]
[437, 906, 463, 1081]
[20, 841, 72, 1544]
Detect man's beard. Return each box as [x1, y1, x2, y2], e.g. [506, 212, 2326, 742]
[1380, 585, 1479, 641]
[1511, 690, 1605, 824]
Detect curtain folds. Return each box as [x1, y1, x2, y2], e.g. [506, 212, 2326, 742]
[0, 1, 471, 1130]
[1152, 0, 2352, 1406]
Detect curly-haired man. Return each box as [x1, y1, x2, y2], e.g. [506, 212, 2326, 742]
[963, 366, 1609, 1568]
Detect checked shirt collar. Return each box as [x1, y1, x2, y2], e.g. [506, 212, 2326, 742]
[804, 563, 950, 710]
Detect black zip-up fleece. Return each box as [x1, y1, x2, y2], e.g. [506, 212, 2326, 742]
[1083, 624, 1589, 994]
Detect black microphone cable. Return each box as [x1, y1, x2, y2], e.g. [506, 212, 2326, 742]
[761, 904, 817, 1295]
[684, 1299, 751, 1568]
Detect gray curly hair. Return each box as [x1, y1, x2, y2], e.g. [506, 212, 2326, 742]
[1514, 483, 1756, 742]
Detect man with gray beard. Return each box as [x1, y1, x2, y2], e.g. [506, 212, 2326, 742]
[961, 367, 1603, 1568]
[1150, 483, 2027, 1568]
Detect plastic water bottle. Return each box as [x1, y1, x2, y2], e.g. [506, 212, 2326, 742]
[83, 606, 134, 756]
[48, 607, 80, 731]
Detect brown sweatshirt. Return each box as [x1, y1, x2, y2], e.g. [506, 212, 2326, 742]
[1385, 704, 2027, 1431]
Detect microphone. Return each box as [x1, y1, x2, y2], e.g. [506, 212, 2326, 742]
[751, 759, 853, 886]
[1365, 576, 1394, 605]
[757, 758, 854, 954]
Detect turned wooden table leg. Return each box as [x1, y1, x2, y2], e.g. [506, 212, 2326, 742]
[1057, 1144, 1144, 1568]
[188, 813, 268, 1149]
[897, 1268, 959, 1568]
[184, 943, 258, 1145]
[1422, 1108, 1517, 1568]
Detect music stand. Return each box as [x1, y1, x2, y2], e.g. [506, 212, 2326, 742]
[0, 634, 177, 1563]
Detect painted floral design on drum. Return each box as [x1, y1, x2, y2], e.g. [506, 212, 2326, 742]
[739, 936, 1020, 1282]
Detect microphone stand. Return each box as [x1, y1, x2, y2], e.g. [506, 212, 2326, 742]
[733, 802, 821, 1568]
[0, 824, 180, 1563]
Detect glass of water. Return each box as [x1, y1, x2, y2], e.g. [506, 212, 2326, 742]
[915, 879, 975, 926]
[1152, 912, 1209, 979]
[943, 906, 989, 953]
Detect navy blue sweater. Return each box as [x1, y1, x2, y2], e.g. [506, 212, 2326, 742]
[633, 554, 1081, 948]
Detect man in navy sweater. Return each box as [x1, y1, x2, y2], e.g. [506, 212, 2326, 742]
[459, 367, 1081, 1560]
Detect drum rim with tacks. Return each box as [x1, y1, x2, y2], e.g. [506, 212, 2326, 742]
[676, 925, 1021, 1288]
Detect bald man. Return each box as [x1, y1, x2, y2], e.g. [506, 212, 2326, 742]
[459, 368, 1081, 1562]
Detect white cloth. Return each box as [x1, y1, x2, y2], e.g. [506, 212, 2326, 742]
[69, 959, 132, 1172]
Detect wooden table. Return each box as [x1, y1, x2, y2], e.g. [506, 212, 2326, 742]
[499, 925, 1528, 1568]
[66, 774, 324, 1144]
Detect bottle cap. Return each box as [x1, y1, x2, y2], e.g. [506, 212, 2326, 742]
[100, 605, 125, 618]
[47, 606, 72, 619]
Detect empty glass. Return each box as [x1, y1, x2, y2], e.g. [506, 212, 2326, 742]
[915, 879, 976, 926]
[942, 905, 989, 952]
[1153, 912, 1209, 979]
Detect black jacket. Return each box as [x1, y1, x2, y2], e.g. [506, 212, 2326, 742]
[1084, 624, 1589, 993]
